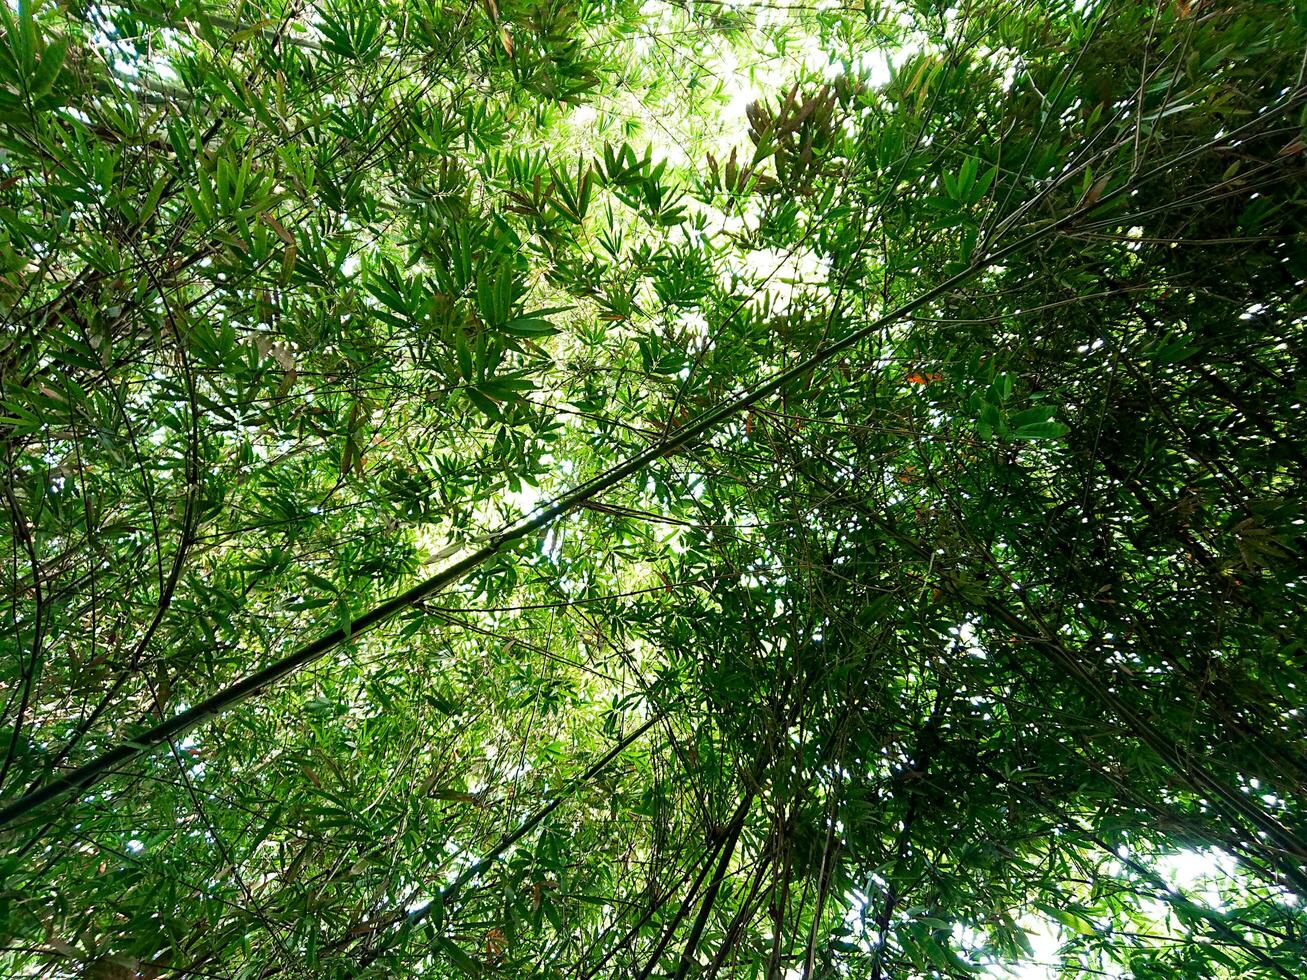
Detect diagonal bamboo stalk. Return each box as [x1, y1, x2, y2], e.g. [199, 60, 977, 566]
[1, 96, 1296, 831]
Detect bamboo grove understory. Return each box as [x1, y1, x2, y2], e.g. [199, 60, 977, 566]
[1, 0, 1305, 976]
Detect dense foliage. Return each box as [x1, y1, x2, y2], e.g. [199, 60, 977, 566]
[1, 0, 1305, 975]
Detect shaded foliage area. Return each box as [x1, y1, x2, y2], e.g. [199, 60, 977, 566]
[0, 0, 1305, 976]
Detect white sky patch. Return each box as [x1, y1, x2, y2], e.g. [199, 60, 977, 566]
[570, 104, 598, 129]
[505, 483, 546, 516]
[1155, 847, 1237, 907]
[988, 916, 1068, 980]
[734, 246, 830, 316]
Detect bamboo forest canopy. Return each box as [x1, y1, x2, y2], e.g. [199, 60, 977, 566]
[2, 0, 1306, 975]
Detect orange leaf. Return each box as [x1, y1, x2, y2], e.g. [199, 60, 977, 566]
[485, 927, 507, 960]
[1080, 174, 1110, 208]
[261, 212, 296, 245]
